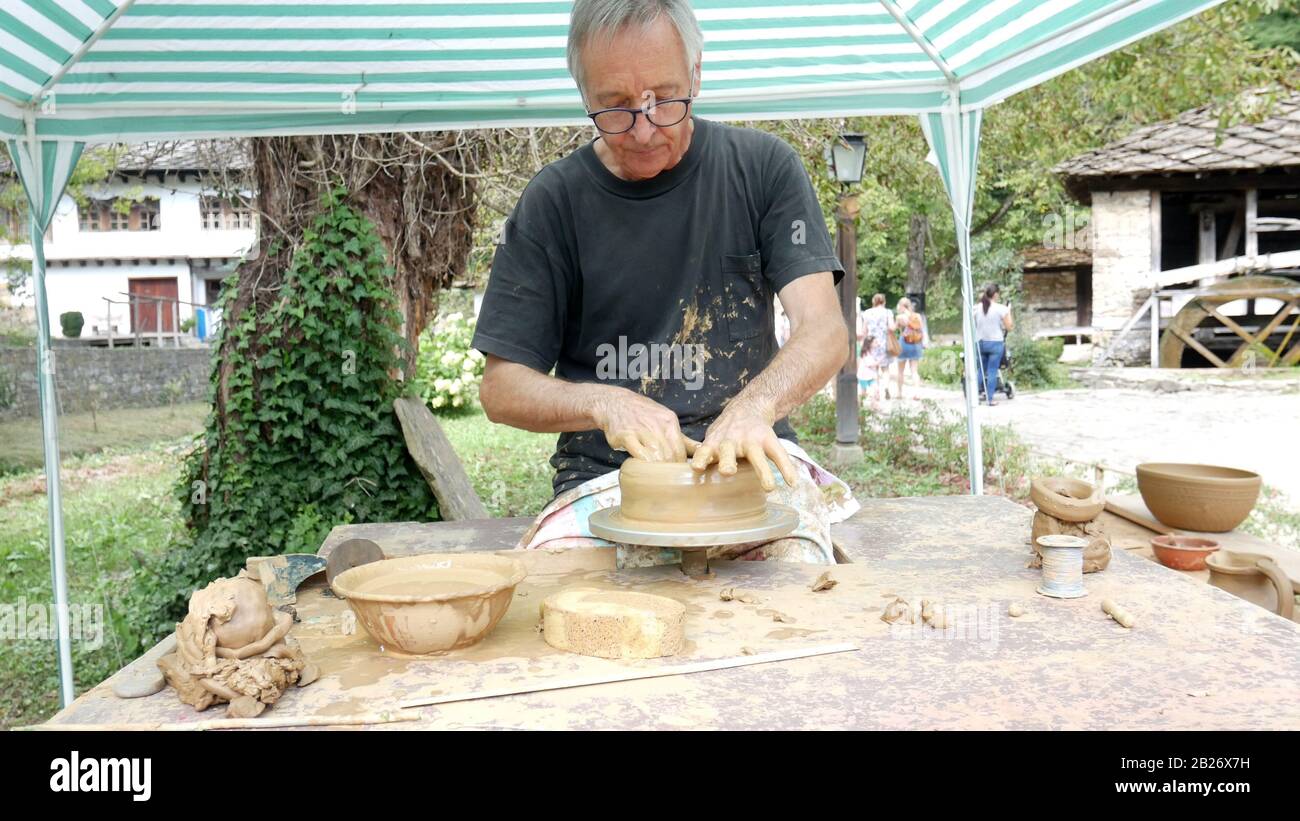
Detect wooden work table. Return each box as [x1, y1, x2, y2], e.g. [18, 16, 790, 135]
[43, 496, 1300, 730]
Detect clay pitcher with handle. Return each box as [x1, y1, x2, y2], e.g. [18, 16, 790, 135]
[1206, 551, 1297, 622]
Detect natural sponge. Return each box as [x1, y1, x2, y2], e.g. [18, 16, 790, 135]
[541, 588, 686, 659]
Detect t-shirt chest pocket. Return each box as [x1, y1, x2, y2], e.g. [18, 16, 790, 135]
[720, 252, 765, 341]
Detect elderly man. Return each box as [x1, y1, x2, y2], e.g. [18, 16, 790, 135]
[473, 0, 857, 565]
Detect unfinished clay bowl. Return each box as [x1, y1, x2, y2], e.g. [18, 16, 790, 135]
[619, 457, 767, 525]
[1136, 463, 1261, 532]
[589, 457, 798, 546]
[331, 553, 526, 656]
[1151, 535, 1220, 571]
[1030, 476, 1104, 522]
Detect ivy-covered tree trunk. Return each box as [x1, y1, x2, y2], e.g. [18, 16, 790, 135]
[175, 134, 482, 599]
[224, 134, 480, 384]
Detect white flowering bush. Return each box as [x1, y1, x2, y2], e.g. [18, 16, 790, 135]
[415, 312, 485, 414]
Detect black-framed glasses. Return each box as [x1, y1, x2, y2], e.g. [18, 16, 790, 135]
[586, 94, 695, 135]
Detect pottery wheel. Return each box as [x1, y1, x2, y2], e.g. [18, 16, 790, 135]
[588, 503, 799, 548]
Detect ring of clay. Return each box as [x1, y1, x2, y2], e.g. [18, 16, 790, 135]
[1030, 476, 1104, 522]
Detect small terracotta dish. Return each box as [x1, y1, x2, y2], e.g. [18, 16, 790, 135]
[1150, 535, 1220, 571]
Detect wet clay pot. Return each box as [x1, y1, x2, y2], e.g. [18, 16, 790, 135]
[619, 458, 767, 526]
[1150, 535, 1219, 571]
[1135, 463, 1261, 532]
[331, 553, 526, 656]
[1206, 551, 1297, 622]
[1030, 476, 1105, 522]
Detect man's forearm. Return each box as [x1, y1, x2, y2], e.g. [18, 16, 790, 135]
[731, 316, 848, 423]
[480, 360, 613, 433]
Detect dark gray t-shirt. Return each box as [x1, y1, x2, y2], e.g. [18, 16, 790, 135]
[472, 116, 844, 498]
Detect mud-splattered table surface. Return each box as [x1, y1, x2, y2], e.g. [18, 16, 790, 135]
[45, 496, 1300, 730]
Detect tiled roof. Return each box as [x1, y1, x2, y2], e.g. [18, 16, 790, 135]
[2, 139, 249, 176]
[1055, 90, 1300, 201]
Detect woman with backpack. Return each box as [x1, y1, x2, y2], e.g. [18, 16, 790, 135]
[894, 297, 925, 400]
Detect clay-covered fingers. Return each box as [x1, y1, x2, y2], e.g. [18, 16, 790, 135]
[764, 438, 801, 489]
[744, 440, 776, 491]
[717, 441, 738, 476]
[689, 442, 716, 472]
[609, 431, 650, 460]
[663, 423, 688, 462]
[682, 435, 702, 457]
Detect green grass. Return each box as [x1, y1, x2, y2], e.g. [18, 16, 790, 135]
[0, 442, 187, 729]
[0, 402, 209, 475]
[438, 410, 557, 517]
[788, 393, 1035, 502]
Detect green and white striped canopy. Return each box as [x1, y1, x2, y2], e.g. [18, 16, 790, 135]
[1, 0, 1226, 142]
[4, 1, 1232, 706]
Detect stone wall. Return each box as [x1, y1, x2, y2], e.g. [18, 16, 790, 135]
[0, 344, 212, 419]
[1090, 189, 1156, 332]
[1022, 271, 1077, 329]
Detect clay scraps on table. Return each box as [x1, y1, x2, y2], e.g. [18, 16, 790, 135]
[157, 574, 319, 719]
[719, 587, 762, 604]
[881, 597, 914, 625]
[810, 572, 838, 592]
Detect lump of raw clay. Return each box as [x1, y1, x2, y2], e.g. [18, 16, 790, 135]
[1101, 599, 1136, 629]
[1030, 511, 1112, 573]
[541, 588, 685, 659]
[210, 576, 276, 649]
[881, 597, 914, 625]
[811, 572, 838, 592]
[157, 573, 319, 718]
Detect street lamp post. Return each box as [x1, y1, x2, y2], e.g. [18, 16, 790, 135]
[826, 133, 867, 466]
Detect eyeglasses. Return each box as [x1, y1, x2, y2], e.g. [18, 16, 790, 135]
[586, 95, 695, 135]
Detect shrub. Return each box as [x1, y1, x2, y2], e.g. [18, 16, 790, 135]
[917, 336, 1067, 390]
[1006, 334, 1068, 389]
[415, 312, 484, 414]
[59, 311, 83, 338]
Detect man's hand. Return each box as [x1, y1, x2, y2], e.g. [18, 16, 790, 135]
[688, 271, 845, 492]
[591, 387, 696, 463]
[689, 396, 799, 492]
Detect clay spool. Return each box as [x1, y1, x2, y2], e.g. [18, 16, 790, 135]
[541, 588, 686, 659]
[1035, 535, 1088, 599]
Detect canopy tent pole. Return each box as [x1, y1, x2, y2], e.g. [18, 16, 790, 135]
[921, 90, 986, 494]
[11, 118, 85, 707]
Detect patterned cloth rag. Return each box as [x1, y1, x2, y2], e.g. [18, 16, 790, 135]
[516, 439, 860, 568]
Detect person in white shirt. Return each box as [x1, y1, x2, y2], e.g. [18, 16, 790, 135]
[974, 283, 1013, 406]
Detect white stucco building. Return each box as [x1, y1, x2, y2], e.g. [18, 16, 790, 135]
[1, 141, 254, 343]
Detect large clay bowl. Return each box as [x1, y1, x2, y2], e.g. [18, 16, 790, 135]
[618, 457, 766, 525]
[331, 554, 526, 656]
[1150, 535, 1219, 571]
[1136, 463, 1261, 532]
[1029, 476, 1104, 522]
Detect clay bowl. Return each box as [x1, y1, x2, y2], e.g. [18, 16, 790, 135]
[618, 457, 766, 526]
[330, 553, 526, 656]
[1150, 535, 1220, 571]
[1136, 463, 1261, 532]
[1029, 476, 1105, 522]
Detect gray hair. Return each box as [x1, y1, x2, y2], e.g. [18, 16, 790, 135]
[567, 0, 703, 103]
